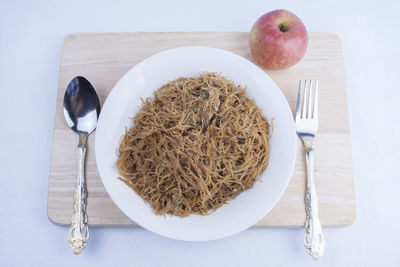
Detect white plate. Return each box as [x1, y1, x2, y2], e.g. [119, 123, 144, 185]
[95, 46, 297, 241]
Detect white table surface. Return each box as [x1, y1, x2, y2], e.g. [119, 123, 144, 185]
[1, 0, 399, 266]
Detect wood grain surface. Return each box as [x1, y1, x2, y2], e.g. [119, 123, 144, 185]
[48, 32, 355, 227]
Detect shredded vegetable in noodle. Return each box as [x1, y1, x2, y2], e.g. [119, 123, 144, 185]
[116, 73, 271, 217]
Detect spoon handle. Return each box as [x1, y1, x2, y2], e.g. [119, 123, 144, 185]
[68, 135, 89, 255]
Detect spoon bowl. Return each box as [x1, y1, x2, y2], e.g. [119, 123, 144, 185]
[63, 76, 100, 136]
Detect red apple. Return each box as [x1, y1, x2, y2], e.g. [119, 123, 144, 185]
[249, 9, 308, 70]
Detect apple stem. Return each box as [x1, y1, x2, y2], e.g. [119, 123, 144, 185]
[279, 23, 288, 32]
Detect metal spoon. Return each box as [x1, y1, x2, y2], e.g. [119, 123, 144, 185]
[63, 76, 100, 255]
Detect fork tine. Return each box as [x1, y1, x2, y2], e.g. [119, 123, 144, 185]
[314, 80, 319, 119]
[302, 80, 308, 118]
[308, 80, 313, 119]
[296, 80, 302, 120]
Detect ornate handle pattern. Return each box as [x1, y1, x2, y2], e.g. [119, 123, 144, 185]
[304, 148, 326, 260]
[68, 136, 89, 255]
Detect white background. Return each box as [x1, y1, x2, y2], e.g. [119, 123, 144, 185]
[1, 0, 399, 266]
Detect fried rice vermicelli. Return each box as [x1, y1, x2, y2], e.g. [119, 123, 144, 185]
[116, 73, 271, 217]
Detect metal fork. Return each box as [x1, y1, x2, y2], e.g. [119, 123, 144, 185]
[295, 80, 326, 260]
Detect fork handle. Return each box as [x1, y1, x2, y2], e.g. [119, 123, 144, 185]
[304, 148, 326, 260]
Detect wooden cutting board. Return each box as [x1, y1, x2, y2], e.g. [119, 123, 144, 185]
[48, 32, 355, 227]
